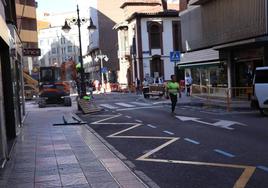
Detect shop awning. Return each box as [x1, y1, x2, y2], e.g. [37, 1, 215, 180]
[178, 61, 221, 68]
[179, 48, 220, 64]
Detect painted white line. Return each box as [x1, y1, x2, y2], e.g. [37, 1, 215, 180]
[130, 102, 151, 106]
[147, 124, 157, 129]
[135, 120, 143, 123]
[152, 101, 171, 105]
[115, 103, 135, 108]
[116, 106, 163, 111]
[257, 166, 268, 173]
[214, 149, 235, 158]
[125, 115, 132, 119]
[99, 104, 118, 109]
[184, 138, 200, 145]
[163, 131, 174, 135]
[176, 116, 246, 130]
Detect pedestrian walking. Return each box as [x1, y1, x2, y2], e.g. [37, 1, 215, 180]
[185, 72, 192, 96]
[135, 77, 141, 95]
[166, 75, 181, 114]
[88, 80, 94, 98]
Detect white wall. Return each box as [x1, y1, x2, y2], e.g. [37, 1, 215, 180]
[140, 17, 178, 81]
[0, 1, 5, 19]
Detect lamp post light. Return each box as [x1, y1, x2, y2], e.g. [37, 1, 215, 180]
[95, 52, 109, 87]
[62, 4, 96, 98]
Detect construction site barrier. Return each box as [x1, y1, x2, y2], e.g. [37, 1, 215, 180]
[191, 85, 253, 111]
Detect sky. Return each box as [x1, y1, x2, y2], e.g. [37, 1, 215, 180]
[36, 0, 78, 13]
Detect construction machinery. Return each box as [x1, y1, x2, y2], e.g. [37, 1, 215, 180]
[23, 71, 39, 100]
[38, 60, 77, 108]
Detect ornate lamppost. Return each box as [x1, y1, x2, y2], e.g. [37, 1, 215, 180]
[62, 4, 97, 97]
[95, 51, 109, 88]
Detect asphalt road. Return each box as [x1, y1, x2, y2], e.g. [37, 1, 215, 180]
[79, 93, 268, 188]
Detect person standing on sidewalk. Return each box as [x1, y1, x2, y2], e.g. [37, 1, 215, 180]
[166, 75, 181, 114]
[185, 72, 193, 96]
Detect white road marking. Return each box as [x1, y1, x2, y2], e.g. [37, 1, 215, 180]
[125, 115, 132, 119]
[147, 124, 157, 129]
[135, 120, 143, 123]
[116, 105, 163, 111]
[163, 131, 174, 135]
[130, 102, 151, 106]
[99, 104, 118, 109]
[184, 138, 200, 145]
[115, 103, 136, 108]
[90, 114, 255, 188]
[176, 116, 246, 130]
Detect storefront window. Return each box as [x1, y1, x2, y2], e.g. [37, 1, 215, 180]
[188, 63, 228, 87]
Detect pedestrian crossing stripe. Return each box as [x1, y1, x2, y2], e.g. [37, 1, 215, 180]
[115, 103, 136, 108]
[99, 102, 152, 109]
[130, 102, 151, 106]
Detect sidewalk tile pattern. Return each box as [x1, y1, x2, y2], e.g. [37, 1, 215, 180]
[0, 110, 123, 188]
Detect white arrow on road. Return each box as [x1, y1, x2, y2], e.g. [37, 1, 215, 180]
[176, 116, 246, 130]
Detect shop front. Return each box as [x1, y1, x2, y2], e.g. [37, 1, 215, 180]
[178, 48, 228, 97]
[231, 47, 264, 87]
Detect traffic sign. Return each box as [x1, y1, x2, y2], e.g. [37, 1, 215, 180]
[170, 51, 180, 62]
[101, 67, 108, 73]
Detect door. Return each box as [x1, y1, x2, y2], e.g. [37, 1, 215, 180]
[150, 57, 164, 79]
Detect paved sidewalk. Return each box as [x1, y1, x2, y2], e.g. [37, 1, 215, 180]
[0, 105, 147, 188]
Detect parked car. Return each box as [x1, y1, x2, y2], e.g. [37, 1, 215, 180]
[251, 66, 268, 115]
[24, 84, 37, 100]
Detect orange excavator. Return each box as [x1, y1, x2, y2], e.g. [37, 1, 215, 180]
[38, 60, 77, 108]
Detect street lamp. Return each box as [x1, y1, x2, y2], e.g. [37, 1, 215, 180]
[95, 52, 109, 86]
[62, 4, 97, 97]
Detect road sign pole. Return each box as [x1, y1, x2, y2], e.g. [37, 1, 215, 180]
[174, 61, 177, 76]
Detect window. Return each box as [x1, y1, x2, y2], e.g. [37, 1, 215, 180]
[62, 47, 66, 54]
[52, 48, 56, 54]
[150, 56, 164, 78]
[61, 37, 65, 44]
[67, 46, 73, 52]
[148, 23, 162, 49]
[40, 40, 44, 46]
[172, 21, 181, 51]
[255, 70, 268, 83]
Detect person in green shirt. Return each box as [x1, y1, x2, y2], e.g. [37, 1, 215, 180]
[166, 75, 181, 114]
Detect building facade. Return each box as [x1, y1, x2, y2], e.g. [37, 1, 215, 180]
[115, 0, 183, 87]
[37, 8, 92, 80]
[180, 0, 268, 96]
[0, 0, 23, 167]
[38, 26, 80, 67]
[15, 0, 38, 76]
[87, 0, 125, 83]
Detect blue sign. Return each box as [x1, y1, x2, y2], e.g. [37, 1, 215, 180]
[170, 51, 181, 62]
[101, 67, 108, 73]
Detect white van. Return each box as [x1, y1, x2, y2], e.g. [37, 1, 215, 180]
[251, 66, 268, 115]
